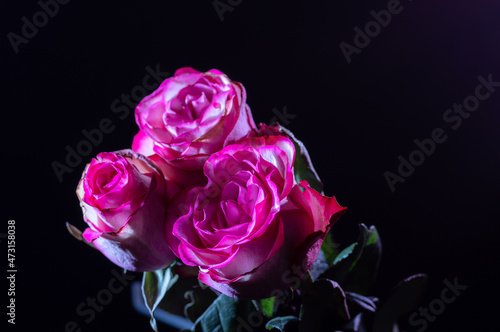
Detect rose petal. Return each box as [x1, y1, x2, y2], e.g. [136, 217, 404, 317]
[132, 130, 156, 157]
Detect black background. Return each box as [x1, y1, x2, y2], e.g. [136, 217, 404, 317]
[2, 0, 499, 331]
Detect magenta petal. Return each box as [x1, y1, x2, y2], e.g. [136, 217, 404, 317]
[149, 154, 207, 189]
[213, 213, 284, 280]
[298, 181, 347, 233]
[198, 270, 242, 297]
[82, 228, 101, 242]
[92, 227, 176, 272]
[196, 208, 310, 299]
[77, 149, 177, 272]
[221, 200, 248, 227]
[132, 130, 156, 157]
[173, 213, 204, 250]
[178, 243, 236, 268]
[206, 68, 226, 76]
[134, 68, 255, 179]
[175, 67, 202, 76]
[224, 85, 257, 145]
[237, 135, 295, 169]
[196, 184, 346, 299]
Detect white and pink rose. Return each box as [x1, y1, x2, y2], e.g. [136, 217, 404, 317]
[76, 150, 177, 272]
[132, 67, 256, 188]
[165, 135, 346, 299]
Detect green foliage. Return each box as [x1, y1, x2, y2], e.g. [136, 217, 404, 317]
[138, 224, 425, 332]
[266, 316, 299, 331]
[320, 232, 340, 266]
[258, 297, 277, 318]
[323, 224, 382, 295]
[278, 125, 324, 193]
[193, 294, 257, 332]
[373, 274, 428, 332]
[142, 265, 178, 331]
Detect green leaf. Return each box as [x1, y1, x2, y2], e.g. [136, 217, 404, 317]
[193, 294, 257, 332]
[266, 316, 299, 331]
[258, 297, 276, 318]
[278, 125, 324, 193]
[341, 313, 370, 332]
[142, 265, 179, 331]
[322, 224, 382, 295]
[345, 292, 377, 314]
[298, 279, 351, 331]
[316, 279, 351, 321]
[373, 274, 427, 332]
[320, 232, 340, 266]
[333, 243, 357, 265]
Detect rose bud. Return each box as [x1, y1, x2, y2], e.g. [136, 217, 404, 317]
[133, 67, 256, 188]
[76, 149, 177, 272]
[165, 135, 346, 299]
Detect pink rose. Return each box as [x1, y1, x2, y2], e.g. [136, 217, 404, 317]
[165, 136, 346, 299]
[77, 150, 177, 272]
[133, 67, 256, 187]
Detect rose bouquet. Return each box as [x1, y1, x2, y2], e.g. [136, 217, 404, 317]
[68, 68, 427, 332]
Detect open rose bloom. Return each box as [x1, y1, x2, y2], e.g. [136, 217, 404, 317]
[133, 67, 256, 188]
[76, 150, 177, 272]
[165, 135, 346, 299]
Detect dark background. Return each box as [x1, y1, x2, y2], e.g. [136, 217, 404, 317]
[2, 0, 499, 331]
